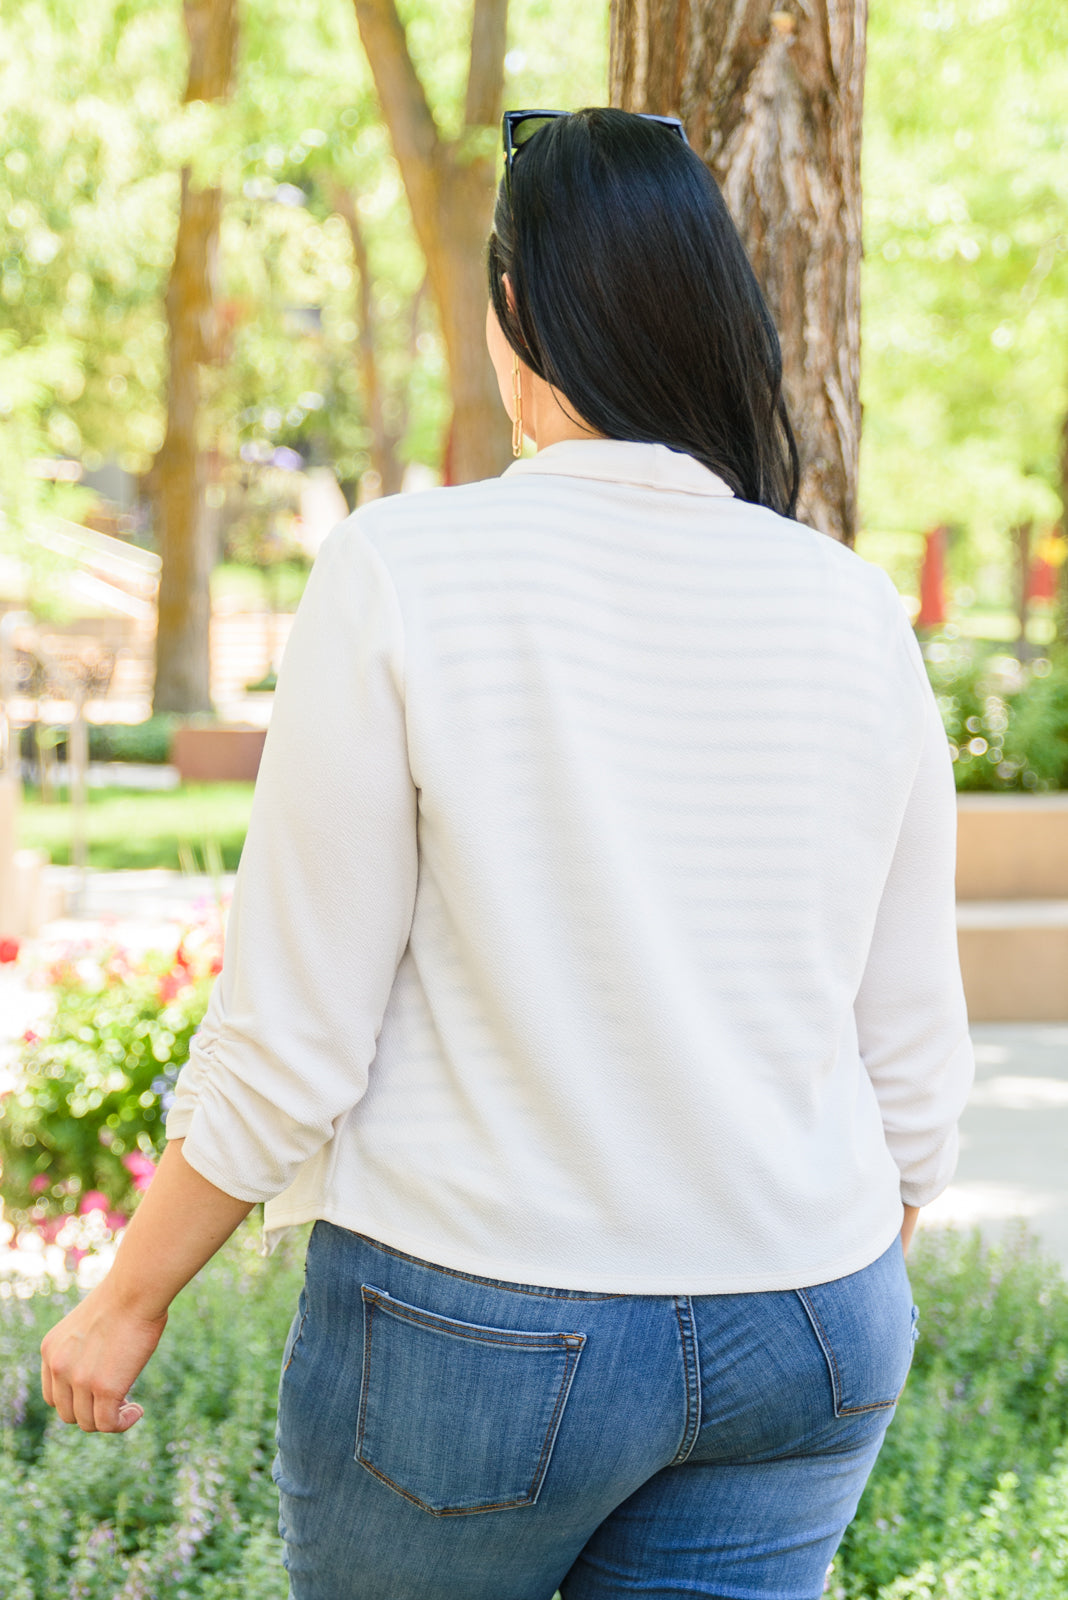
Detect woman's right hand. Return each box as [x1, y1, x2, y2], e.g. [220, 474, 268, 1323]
[900, 1204, 920, 1257]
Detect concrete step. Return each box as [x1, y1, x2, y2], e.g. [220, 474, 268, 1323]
[957, 899, 1068, 1022]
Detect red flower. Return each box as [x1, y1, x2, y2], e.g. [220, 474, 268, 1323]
[22, 1028, 41, 1046]
[0, 936, 19, 964]
[157, 969, 189, 1004]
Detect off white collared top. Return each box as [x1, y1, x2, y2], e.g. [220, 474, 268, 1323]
[167, 439, 974, 1292]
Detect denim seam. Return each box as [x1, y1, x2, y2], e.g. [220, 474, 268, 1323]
[670, 1296, 702, 1463]
[354, 1299, 585, 1515]
[346, 1229, 627, 1300]
[794, 1288, 898, 1416]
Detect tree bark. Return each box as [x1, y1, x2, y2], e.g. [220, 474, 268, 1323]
[151, 0, 238, 714]
[351, 0, 512, 485]
[610, 0, 866, 546]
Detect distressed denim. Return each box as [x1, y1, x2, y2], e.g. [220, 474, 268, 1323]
[273, 1222, 918, 1600]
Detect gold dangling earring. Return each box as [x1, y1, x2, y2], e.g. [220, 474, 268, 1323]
[511, 351, 524, 458]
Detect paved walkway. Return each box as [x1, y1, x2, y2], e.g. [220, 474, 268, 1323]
[922, 1021, 1068, 1266]
[2, 868, 1067, 1275]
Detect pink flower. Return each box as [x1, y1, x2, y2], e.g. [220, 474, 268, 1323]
[209, 954, 223, 975]
[29, 1174, 50, 1194]
[22, 1028, 41, 1046]
[65, 1246, 87, 1268]
[79, 1190, 110, 1216]
[0, 936, 19, 964]
[106, 1210, 128, 1233]
[123, 1152, 157, 1192]
[37, 1216, 66, 1245]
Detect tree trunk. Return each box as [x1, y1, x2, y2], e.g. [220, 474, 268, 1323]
[151, 0, 238, 714]
[610, 0, 866, 546]
[351, 0, 512, 485]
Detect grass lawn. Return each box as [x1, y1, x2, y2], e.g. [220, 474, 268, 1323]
[17, 782, 255, 871]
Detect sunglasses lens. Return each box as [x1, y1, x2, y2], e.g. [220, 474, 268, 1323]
[511, 115, 555, 151]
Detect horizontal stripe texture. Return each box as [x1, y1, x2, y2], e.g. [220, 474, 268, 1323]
[168, 442, 974, 1292]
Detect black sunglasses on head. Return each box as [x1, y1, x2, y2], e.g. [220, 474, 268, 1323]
[501, 109, 689, 198]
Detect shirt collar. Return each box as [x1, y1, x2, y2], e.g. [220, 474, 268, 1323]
[502, 438, 735, 499]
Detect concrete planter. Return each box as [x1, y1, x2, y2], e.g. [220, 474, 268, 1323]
[955, 794, 1068, 1022]
[170, 724, 266, 783]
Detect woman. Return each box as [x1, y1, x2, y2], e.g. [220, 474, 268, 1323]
[42, 108, 974, 1600]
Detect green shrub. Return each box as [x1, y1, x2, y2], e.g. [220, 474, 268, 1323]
[19, 716, 182, 767]
[88, 715, 183, 766]
[875, 1457, 1068, 1598]
[922, 637, 1068, 791]
[0, 925, 219, 1236]
[0, 1224, 300, 1600]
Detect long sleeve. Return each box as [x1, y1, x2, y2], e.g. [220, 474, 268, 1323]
[165, 515, 418, 1203]
[853, 602, 975, 1207]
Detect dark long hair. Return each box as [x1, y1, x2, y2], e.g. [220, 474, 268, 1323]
[487, 107, 800, 517]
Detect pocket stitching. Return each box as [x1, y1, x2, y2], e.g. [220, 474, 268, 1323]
[355, 1290, 586, 1515]
[795, 1287, 899, 1416]
[361, 1288, 585, 1350]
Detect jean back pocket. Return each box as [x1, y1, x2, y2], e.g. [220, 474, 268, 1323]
[794, 1239, 917, 1416]
[356, 1285, 586, 1515]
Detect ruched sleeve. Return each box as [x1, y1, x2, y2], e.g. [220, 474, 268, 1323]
[164, 514, 418, 1203]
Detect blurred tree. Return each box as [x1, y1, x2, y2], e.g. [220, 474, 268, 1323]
[609, 0, 865, 546]
[328, 181, 414, 495]
[150, 0, 239, 714]
[859, 0, 1068, 613]
[351, 0, 513, 483]
[0, 0, 181, 517]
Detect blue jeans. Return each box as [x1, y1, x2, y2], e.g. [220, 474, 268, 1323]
[273, 1222, 917, 1600]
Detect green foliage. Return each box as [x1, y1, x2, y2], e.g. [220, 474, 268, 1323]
[19, 714, 182, 766]
[0, 1224, 302, 1599]
[0, 928, 218, 1227]
[922, 636, 1068, 789]
[878, 1453, 1068, 1598]
[86, 715, 182, 765]
[862, 0, 1068, 577]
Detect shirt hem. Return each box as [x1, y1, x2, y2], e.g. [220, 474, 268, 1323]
[260, 1203, 907, 1295]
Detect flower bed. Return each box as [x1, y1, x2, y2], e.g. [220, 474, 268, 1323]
[0, 908, 225, 1270]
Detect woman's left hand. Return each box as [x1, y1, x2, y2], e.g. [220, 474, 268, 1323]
[41, 1279, 167, 1434]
